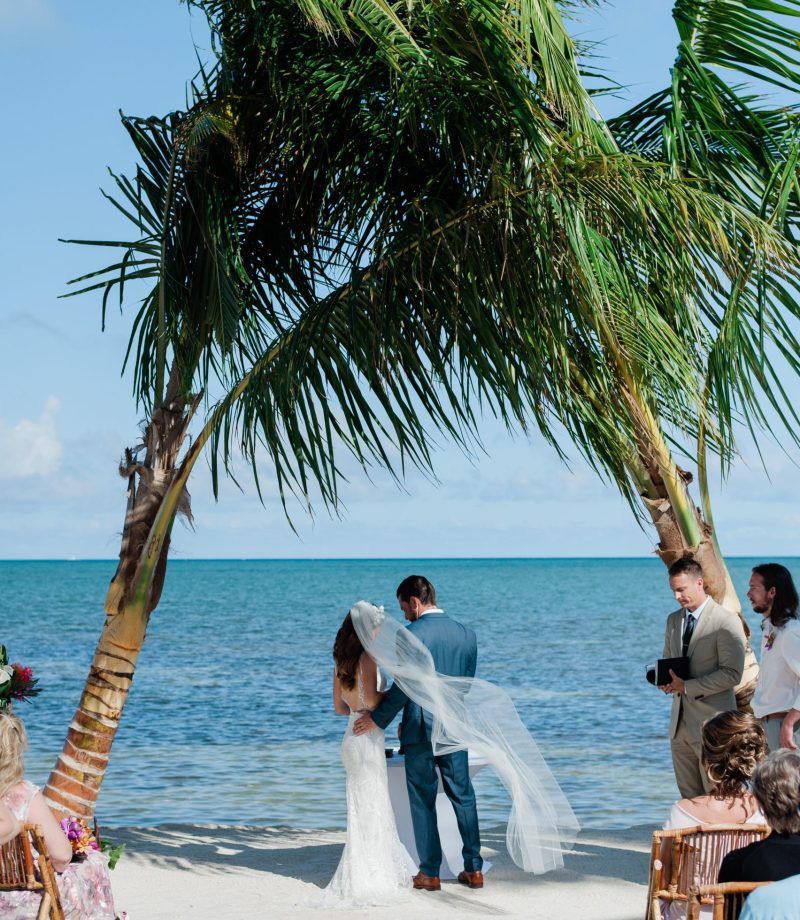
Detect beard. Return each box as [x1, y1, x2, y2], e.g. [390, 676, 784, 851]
[751, 602, 771, 615]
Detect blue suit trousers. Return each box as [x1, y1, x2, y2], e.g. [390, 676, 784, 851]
[403, 742, 483, 877]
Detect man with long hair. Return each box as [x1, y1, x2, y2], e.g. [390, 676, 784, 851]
[748, 563, 800, 751]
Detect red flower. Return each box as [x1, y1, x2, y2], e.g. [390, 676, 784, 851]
[0, 652, 41, 707]
[13, 665, 33, 684]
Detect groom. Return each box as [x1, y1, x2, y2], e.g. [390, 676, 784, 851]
[354, 575, 483, 892]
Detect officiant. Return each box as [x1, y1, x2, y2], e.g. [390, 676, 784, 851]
[659, 558, 746, 797]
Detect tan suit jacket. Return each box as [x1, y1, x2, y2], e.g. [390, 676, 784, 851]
[663, 598, 745, 740]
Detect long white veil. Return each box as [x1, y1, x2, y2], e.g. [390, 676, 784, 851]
[350, 601, 580, 874]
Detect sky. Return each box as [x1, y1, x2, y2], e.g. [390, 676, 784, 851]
[1, 0, 799, 560]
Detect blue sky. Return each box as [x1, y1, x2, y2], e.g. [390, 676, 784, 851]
[1, 1, 798, 560]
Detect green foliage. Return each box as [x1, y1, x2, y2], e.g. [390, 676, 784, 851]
[607, 0, 800, 496]
[64, 0, 800, 524]
[99, 838, 126, 870]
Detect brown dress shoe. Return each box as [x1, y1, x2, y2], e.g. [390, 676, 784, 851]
[457, 870, 484, 889]
[412, 872, 441, 891]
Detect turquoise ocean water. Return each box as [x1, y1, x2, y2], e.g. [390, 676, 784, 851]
[0, 558, 788, 830]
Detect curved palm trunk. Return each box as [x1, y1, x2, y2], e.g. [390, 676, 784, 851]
[631, 405, 738, 611]
[565, 351, 758, 706]
[43, 587, 154, 817]
[43, 370, 198, 818]
[625, 391, 760, 709]
[43, 298, 296, 817]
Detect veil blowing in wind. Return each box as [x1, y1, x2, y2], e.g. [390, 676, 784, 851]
[350, 601, 580, 874]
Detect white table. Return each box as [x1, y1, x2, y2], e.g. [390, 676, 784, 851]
[385, 750, 491, 880]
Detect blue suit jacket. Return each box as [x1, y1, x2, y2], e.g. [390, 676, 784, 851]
[371, 611, 478, 745]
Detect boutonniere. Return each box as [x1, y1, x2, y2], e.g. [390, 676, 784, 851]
[763, 619, 777, 651]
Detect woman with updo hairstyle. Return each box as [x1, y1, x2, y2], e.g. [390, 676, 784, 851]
[700, 710, 769, 802]
[0, 710, 117, 919]
[658, 711, 768, 920]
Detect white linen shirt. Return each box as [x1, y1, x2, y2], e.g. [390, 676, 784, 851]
[751, 617, 800, 717]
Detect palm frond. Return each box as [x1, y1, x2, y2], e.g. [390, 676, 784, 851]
[66, 0, 800, 524]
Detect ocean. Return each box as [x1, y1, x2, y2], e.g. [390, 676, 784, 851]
[0, 557, 784, 831]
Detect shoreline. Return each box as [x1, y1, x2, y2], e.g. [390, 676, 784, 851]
[108, 822, 652, 919]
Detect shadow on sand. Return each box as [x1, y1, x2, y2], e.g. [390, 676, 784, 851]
[106, 822, 651, 891]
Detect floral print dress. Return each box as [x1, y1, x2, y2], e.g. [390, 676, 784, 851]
[0, 781, 116, 920]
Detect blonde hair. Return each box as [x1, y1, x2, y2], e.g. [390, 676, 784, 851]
[0, 711, 27, 796]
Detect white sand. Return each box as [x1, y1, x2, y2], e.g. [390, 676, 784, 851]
[107, 823, 652, 919]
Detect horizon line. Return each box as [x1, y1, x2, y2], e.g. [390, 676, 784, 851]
[2, 554, 799, 562]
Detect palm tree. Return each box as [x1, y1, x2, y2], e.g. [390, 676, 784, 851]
[43, 0, 799, 817]
[492, 0, 800, 705]
[582, 0, 800, 669]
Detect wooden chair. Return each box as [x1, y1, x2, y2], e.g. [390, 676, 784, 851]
[646, 824, 770, 920]
[688, 881, 773, 920]
[0, 823, 65, 920]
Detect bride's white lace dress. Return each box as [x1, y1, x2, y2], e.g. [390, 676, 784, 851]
[316, 663, 413, 908]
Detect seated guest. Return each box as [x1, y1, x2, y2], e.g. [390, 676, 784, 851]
[659, 711, 768, 920]
[0, 710, 117, 920]
[739, 874, 800, 920]
[664, 711, 768, 831]
[719, 749, 800, 883]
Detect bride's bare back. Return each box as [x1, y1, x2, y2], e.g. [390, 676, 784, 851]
[333, 653, 384, 713]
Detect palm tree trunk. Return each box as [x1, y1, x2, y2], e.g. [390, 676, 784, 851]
[43, 299, 299, 818]
[43, 590, 152, 817]
[43, 368, 197, 818]
[632, 420, 737, 610]
[627, 400, 759, 710]
[567, 353, 758, 705]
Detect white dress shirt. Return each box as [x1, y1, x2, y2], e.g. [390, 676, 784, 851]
[417, 607, 443, 617]
[683, 595, 711, 635]
[751, 617, 800, 718]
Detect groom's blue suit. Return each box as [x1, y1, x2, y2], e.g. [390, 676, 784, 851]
[370, 610, 483, 878]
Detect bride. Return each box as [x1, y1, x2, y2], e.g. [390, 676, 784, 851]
[316, 605, 414, 907]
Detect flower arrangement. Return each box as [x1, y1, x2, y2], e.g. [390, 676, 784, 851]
[60, 816, 100, 860]
[0, 645, 42, 708]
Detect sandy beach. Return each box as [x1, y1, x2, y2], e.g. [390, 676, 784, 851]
[108, 823, 652, 919]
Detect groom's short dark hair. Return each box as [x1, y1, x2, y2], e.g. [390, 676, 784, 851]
[397, 575, 436, 606]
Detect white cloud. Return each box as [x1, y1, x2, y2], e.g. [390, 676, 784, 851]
[0, 396, 62, 478]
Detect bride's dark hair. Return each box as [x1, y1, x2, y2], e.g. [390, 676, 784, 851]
[332, 613, 364, 691]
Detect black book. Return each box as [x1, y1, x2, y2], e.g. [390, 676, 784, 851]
[654, 656, 690, 685]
